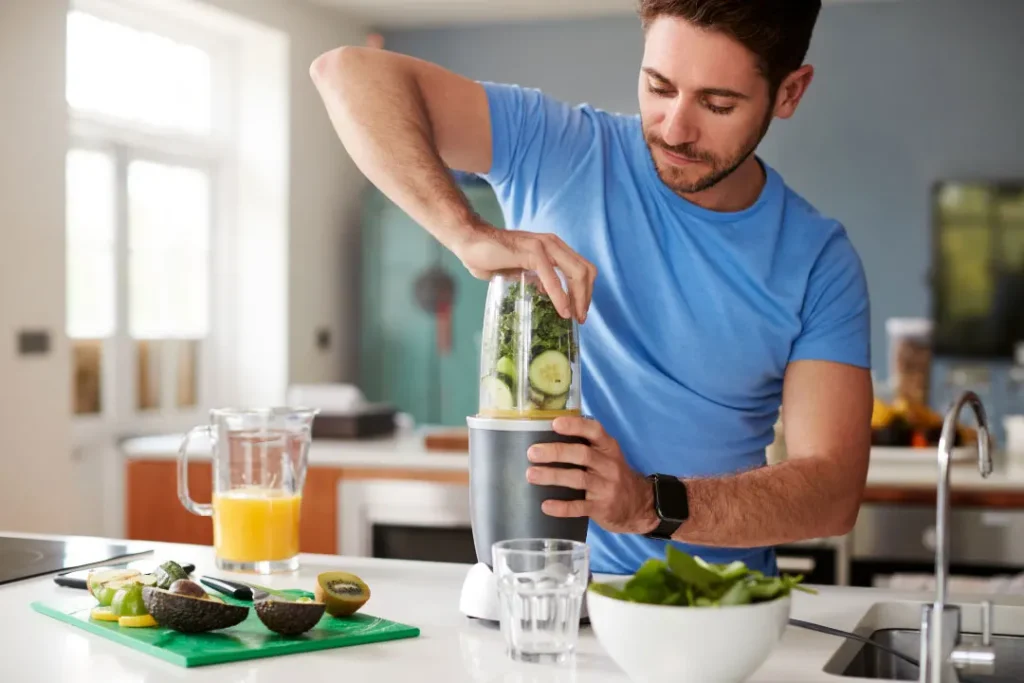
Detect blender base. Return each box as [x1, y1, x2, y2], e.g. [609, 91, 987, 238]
[458, 562, 590, 624]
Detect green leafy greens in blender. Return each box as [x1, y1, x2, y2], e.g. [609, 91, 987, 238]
[484, 280, 576, 413]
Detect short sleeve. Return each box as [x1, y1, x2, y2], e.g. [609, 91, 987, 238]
[789, 229, 872, 369]
[479, 82, 598, 229]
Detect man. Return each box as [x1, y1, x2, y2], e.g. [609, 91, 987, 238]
[310, 0, 872, 577]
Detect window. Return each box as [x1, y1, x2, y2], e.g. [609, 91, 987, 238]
[931, 181, 1024, 359]
[66, 4, 226, 427]
[65, 0, 290, 442]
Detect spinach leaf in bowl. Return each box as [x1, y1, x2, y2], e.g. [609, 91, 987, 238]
[589, 546, 817, 607]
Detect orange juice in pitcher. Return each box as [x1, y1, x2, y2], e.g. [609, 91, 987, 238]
[212, 487, 302, 564]
[178, 407, 318, 573]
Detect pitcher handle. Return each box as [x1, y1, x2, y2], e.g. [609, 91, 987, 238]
[178, 425, 213, 517]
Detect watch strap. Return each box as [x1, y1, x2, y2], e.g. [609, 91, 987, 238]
[644, 474, 688, 541]
[646, 516, 683, 541]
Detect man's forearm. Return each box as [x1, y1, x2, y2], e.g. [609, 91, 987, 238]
[309, 47, 479, 250]
[664, 456, 865, 547]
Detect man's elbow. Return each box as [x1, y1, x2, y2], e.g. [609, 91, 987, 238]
[309, 45, 358, 85]
[828, 502, 860, 537]
[824, 483, 865, 537]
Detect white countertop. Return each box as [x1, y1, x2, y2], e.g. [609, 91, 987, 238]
[121, 430, 1024, 491]
[7, 531, 1024, 682]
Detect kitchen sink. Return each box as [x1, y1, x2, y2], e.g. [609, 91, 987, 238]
[837, 628, 1024, 682]
[823, 601, 1024, 682]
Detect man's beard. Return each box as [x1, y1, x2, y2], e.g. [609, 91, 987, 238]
[643, 111, 772, 196]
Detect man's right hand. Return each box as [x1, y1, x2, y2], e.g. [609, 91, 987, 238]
[309, 47, 595, 322]
[453, 222, 597, 324]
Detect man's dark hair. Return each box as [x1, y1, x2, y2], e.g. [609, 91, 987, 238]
[636, 1, 822, 95]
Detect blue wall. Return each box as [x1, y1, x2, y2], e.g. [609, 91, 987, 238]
[384, 0, 1024, 436]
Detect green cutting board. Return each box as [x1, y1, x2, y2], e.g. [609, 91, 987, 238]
[31, 589, 420, 668]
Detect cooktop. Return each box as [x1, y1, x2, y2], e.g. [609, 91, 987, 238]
[0, 536, 150, 586]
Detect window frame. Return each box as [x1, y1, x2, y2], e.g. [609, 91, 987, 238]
[67, 0, 237, 444]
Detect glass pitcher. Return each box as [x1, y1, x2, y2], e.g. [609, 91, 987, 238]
[178, 407, 319, 573]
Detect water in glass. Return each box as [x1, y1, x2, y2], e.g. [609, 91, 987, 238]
[493, 539, 589, 664]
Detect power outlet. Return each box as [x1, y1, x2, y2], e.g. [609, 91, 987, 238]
[18, 330, 50, 356]
[316, 327, 331, 351]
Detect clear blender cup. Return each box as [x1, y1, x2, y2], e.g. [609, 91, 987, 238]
[477, 270, 581, 419]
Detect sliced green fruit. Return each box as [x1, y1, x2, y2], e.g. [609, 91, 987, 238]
[87, 569, 140, 597]
[94, 584, 118, 607]
[495, 356, 516, 380]
[481, 375, 514, 410]
[314, 571, 370, 617]
[111, 583, 148, 617]
[528, 350, 571, 396]
[529, 386, 546, 406]
[542, 392, 569, 410]
[154, 560, 189, 590]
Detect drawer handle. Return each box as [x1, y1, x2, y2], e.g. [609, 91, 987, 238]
[777, 556, 816, 573]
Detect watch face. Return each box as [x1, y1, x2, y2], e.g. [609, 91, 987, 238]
[655, 477, 689, 522]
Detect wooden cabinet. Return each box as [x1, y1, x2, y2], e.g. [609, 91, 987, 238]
[126, 459, 214, 546]
[125, 459, 469, 555]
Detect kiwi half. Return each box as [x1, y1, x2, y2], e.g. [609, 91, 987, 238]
[314, 571, 370, 617]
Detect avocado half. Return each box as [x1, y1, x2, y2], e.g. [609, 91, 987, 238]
[253, 593, 326, 636]
[142, 586, 249, 633]
[314, 571, 370, 617]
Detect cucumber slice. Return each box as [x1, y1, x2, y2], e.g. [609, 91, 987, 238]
[542, 392, 569, 410]
[529, 387, 546, 406]
[528, 350, 571, 396]
[495, 356, 516, 380]
[481, 375, 514, 410]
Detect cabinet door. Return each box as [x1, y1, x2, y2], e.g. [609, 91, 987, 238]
[360, 182, 505, 426]
[360, 189, 440, 424]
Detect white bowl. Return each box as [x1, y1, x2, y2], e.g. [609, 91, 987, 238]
[586, 576, 791, 683]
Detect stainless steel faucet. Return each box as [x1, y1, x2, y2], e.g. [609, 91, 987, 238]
[918, 390, 996, 683]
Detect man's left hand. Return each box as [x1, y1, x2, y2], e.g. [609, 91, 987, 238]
[526, 416, 659, 535]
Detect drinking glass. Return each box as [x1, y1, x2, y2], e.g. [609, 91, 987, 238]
[178, 407, 318, 573]
[492, 539, 590, 664]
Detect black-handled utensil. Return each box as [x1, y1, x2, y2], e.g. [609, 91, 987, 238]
[54, 562, 196, 590]
[199, 576, 254, 600]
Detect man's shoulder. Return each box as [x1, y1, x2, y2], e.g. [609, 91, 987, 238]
[778, 180, 846, 241]
[481, 81, 637, 141]
[775, 176, 861, 265]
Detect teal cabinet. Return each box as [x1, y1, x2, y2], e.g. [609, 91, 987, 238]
[359, 182, 505, 426]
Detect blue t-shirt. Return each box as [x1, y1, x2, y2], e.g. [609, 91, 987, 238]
[478, 82, 871, 577]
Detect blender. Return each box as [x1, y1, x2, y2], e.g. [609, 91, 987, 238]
[458, 270, 591, 622]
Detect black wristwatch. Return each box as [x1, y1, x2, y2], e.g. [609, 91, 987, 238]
[644, 474, 689, 540]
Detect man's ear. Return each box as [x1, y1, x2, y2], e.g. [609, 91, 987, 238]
[773, 65, 815, 119]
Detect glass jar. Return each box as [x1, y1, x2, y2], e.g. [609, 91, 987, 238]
[886, 317, 933, 405]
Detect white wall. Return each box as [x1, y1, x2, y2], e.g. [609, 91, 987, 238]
[202, 0, 371, 386]
[0, 0, 369, 536]
[0, 0, 81, 534]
